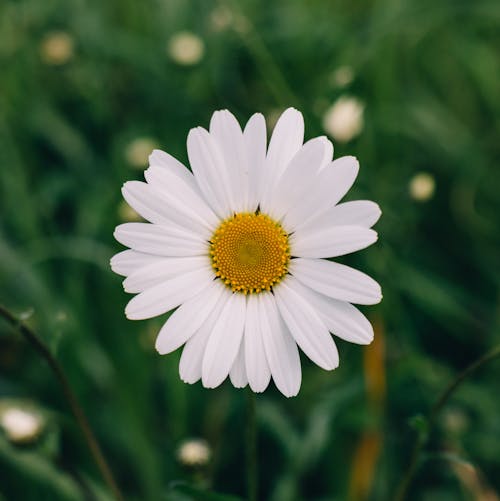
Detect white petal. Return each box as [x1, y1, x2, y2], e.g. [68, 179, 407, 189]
[149, 149, 199, 191]
[260, 108, 304, 205]
[179, 289, 228, 384]
[244, 294, 271, 393]
[145, 164, 219, 230]
[261, 137, 325, 219]
[290, 258, 382, 305]
[110, 249, 163, 277]
[320, 136, 334, 169]
[202, 292, 246, 388]
[114, 223, 206, 257]
[290, 225, 378, 259]
[121, 181, 172, 226]
[244, 113, 267, 211]
[259, 292, 301, 397]
[210, 110, 249, 213]
[179, 330, 207, 384]
[187, 127, 232, 218]
[155, 280, 225, 354]
[282, 156, 359, 231]
[274, 279, 339, 370]
[296, 201, 382, 234]
[122, 181, 211, 238]
[125, 266, 213, 320]
[229, 341, 248, 388]
[266, 108, 304, 178]
[123, 256, 210, 293]
[287, 280, 374, 344]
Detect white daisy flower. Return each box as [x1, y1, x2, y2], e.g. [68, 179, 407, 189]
[111, 108, 382, 397]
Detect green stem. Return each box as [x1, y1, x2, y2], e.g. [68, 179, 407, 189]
[0, 305, 124, 501]
[246, 388, 257, 501]
[394, 343, 500, 501]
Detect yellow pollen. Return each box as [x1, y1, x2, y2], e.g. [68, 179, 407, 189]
[210, 212, 290, 294]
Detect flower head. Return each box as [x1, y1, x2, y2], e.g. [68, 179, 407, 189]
[125, 137, 159, 169]
[167, 31, 205, 66]
[40, 31, 74, 66]
[322, 96, 364, 143]
[0, 406, 44, 444]
[111, 108, 382, 397]
[330, 66, 355, 88]
[177, 438, 211, 467]
[409, 172, 436, 202]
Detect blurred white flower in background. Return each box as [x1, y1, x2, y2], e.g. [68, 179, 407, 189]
[177, 438, 211, 467]
[167, 31, 205, 66]
[209, 5, 250, 34]
[322, 96, 365, 143]
[125, 137, 159, 169]
[210, 6, 234, 32]
[0, 406, 44, 444]
[40, 31, 74, 66]
[409, 172, 436, 202]
[330, 66, 355, 88]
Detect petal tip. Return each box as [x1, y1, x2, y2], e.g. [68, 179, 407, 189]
[124, 300, 145, 320]
[363, 335, 375, 345]
[148, 149, 165, 162]
[232, 382, 248, 389]
[279, 380, 301, 398]
[180, 375, 198, 385]
[124, 308, 136, 320]
[187, 126, 206, 141]
[278, 107, 304, 123]
[155, 342, 167, 355]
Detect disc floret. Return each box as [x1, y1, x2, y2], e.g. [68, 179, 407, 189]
[210, 212, 290, 294]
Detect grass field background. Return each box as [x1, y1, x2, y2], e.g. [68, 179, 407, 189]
[1, 1, 500, 499]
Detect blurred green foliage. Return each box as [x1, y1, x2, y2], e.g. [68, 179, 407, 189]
[1, 0, 500, 500]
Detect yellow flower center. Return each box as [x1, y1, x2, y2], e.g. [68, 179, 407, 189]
[210, 212, 290, 294]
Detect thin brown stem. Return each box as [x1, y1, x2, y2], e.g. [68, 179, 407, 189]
[394, 343, 500, 501]
[0, 304, 124, 501]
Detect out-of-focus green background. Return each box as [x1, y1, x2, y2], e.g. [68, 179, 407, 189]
[1, 0, 499, 500]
